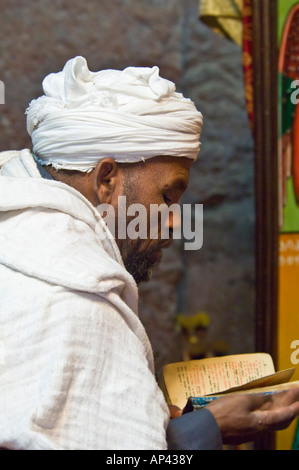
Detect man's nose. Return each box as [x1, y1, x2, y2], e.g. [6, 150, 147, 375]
[161, 205, 181, 238]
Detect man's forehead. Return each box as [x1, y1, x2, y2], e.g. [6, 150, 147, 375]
[146, 155, 193, 167]
[136, 155, 192, 176]
[119, 156, 192, 191]
[139, 158, 191, 194]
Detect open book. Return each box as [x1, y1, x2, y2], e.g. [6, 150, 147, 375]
[158, 353, 299, 410]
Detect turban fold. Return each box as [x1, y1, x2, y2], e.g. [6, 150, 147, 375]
[26, 56, 203, 172]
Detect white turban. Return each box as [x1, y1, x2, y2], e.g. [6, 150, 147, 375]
[26, 56, 203, 172]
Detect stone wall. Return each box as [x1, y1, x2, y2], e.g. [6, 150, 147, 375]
[0, 0, 256, 371]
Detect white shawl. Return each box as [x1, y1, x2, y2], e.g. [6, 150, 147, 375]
[0, 149, 169, 450]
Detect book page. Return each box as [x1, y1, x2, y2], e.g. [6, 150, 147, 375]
[162, 353, 275, 409]
[221, 367, 295, 394]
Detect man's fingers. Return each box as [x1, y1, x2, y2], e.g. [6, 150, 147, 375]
[247, 387, 299, 410]
[254, 391, 299, 431]
[275, 387, 299, 406]
[254, 408, 296, 432]
[168, 405, 182, 419]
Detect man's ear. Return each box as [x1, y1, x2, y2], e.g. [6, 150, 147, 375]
[92, 158, 121, 205]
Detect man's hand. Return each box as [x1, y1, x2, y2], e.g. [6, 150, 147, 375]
[206, 388, 299, 445]
[168, 405, 182, 419]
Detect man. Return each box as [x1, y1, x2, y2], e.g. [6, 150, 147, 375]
[0, 57, 298, 450]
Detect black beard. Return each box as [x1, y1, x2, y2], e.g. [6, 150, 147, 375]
[122, 242, 161, 285]
[124, 254, 153, 284]
[113, 202, 163, 284]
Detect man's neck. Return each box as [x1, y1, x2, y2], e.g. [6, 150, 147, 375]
[44, 166, 98, 206]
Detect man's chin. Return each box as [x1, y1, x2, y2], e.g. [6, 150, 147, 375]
[123, 249, 163, 285]
[125, 263, 153, 285]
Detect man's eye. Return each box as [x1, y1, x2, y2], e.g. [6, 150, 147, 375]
[163, 195, 171, 205]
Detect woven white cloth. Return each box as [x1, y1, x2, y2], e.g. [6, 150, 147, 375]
[0, 149, 169, 450]
[25, 57, 203, 171]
